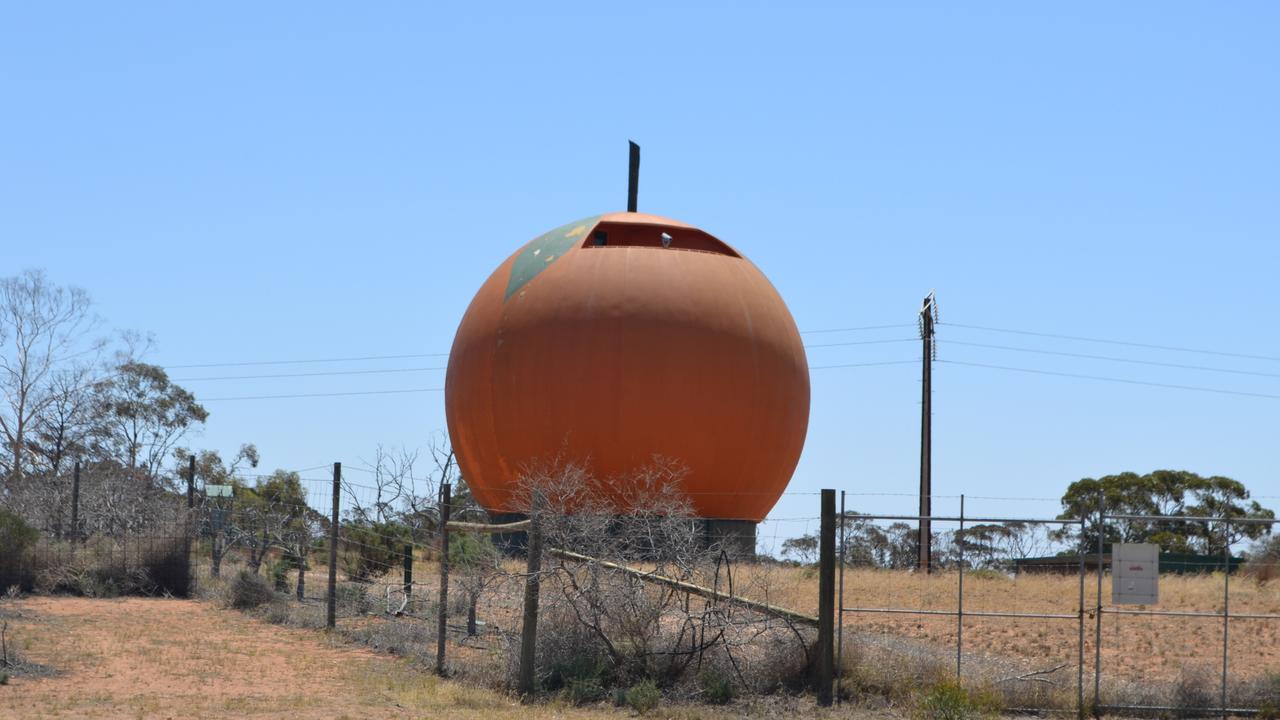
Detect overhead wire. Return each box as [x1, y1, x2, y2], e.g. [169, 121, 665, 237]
[943, 340, 1280, 379]
[160, 322, 913, 371]
[173, 366, 447, 382]
[943, 322, 1280, 363]
[940, 359, 1280, 400]
[201, 388, 443, 401]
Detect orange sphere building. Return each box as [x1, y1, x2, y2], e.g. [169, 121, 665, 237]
[445, 211, 809, 526]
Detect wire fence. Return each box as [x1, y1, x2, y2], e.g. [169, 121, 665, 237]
[4, 474, 1279, 716]
[833, 495, 1280, 717]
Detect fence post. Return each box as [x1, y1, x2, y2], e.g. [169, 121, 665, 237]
[1077, 515, 1087, 719]
[836, 490, 846, 705]
[1221, 519, 1230, 719]
[1093, 492, 1104, 717]
[957, 494, 965, 680]
[403, 543, 413, 599]
[436, 482, 451, 676]
[186, 454, 196, 591]
[517, 490, 544, 697]
[70, 461, 81, 542]
[816, 488, 835, 706]
[326, 462, 340, 630]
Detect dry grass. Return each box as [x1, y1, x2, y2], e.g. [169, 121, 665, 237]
[0, 595, 892, 719]
[740, 562, 1280, 708]
[185, 548, 1280, 712]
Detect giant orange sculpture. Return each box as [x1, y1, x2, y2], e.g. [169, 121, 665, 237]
[445, 211, 809, 523]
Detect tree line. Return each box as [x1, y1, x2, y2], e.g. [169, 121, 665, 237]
[781, 471, 1275, 569]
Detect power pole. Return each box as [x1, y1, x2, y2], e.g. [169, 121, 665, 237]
[918, 292, 938, 573]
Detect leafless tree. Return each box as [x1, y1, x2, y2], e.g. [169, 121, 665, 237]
[0, 270, 103, 485]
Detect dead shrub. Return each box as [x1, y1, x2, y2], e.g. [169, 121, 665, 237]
[508, 460, 812, 699]
[227, 570, 274, 609]
[349, 616, 435, 662]
[1173, 665, 1217, 714]
[27, 536, 190, 598]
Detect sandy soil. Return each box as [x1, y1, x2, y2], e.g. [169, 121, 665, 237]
[0, 596, 881, 720]
[0, 596, 538, 719]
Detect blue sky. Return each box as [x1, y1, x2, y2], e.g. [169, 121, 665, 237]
[3, 3, 1277, 548]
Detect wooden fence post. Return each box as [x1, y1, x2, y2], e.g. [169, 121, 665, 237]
[326, 462, 340, 630]
[70, 461, 81, 542]
[817, 488, 836, 706]
[517, 491, 544, 697]
[436, 483, 451, 675]
[403, 543, 413, 598]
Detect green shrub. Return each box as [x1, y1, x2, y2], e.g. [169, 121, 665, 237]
[341, 521, 411, 582]
[0, 672, 8, 685]
[624, 680, 660, 715]
[228, 570, 274, 609]
[566, 677, 606, 705]
[268, 558, 290, 593]
[914, 680, 996, 720]
[698, 669, 734, 705]
[542, 651, 606, 693]
[0, 509, 38, 591]
[335, 581, 372, 615]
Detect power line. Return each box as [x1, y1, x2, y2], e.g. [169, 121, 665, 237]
[940, 359, 1280, 400]
[199, 359, 918, 400]
[804, 338, 916, 349]
[943, 322, 1280, 363]
[173, 366, 447, 382]
[201, 387, 444, 401]
[165, 352, 449, 370]
[161, 322, 914, 370]
[944, 340, 1280, 379]
[809, 360, 917, 370]
[800, 323, 916, 335]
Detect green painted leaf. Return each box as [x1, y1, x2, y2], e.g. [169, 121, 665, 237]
[504, 215, 601, 301]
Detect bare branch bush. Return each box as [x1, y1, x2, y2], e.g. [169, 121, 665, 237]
[509, 459, 813, 700]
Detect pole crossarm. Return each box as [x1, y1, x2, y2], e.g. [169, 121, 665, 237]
[547, 547, 820, 627]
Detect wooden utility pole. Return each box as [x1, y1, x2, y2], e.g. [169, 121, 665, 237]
[918, 292, 937, 573]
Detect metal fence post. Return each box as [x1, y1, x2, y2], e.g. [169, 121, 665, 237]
[326, 462, 340, 630]
[1078, 516, 1087, 719]
[836, 490, 846, 705]
[517, 490, 544, 697]
[817, 489, 836, 706]
[957, 494, 965, 680]
[1222, 519, 1230, 719]
[436, 482, 451, 676]
[1093, 493, 1104, 716]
